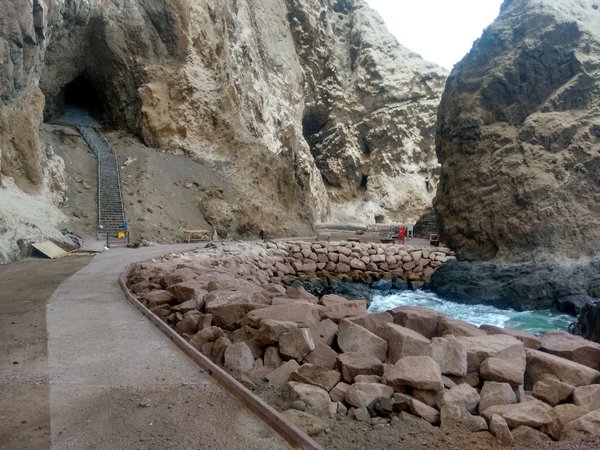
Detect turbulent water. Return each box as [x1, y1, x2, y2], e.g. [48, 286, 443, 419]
[369, 289, 574, 335]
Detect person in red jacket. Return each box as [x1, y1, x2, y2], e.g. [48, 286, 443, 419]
[398, 226, 405, 244]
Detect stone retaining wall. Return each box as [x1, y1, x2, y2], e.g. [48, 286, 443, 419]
[261, 240, 456, 286]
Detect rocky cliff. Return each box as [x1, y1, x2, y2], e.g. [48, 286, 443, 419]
[432, 0, 600, 312]
[0, 0, 446, 262]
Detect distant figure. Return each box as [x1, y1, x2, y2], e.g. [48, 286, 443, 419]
[425, 177, 431, 191]
[398, 226, 405, 244]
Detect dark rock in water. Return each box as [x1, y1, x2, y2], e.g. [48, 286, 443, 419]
[392, 279, 409, 290]
[429, 259, 597, 314]
[292, 277, 373, 305]
[573, 302, 600, 344]
[371, 279, 393, 291]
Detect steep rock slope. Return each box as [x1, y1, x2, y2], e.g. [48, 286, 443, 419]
[1, 0, 445, 262]
[432, 0, 600, 311]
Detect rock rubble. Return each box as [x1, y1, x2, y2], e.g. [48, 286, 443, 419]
[125, 242, 600, 444]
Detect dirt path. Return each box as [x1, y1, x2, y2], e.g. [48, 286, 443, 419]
[1, 246, 289, 450]
[0, 256, 93, 449]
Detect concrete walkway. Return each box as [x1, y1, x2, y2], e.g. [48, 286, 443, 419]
[47, 244, 289, 449]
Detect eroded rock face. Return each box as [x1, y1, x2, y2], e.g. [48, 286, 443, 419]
[434, 0, 600, 261]
[431, 0, 600, 312]
[1, 0, 447, 262]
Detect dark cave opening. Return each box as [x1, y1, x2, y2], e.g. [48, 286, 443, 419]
[360, 174, 368, 189]
[63, 76, 104, 117]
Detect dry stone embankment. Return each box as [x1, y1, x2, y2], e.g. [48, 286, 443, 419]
[124, 242, 600, 445]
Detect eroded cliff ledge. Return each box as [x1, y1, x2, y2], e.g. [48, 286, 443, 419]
[0, 0, 446, 262]
[432, 0, 600, 312]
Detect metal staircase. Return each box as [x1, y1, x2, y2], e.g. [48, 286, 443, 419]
[54, 106, 127, 246]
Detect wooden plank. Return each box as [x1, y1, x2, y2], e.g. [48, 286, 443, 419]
[31, 241, 68, 259]
[119, 264, 323, 450]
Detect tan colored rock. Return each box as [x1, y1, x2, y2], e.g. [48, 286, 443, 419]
[347, 312, 393, 334]
[279, 328, 316, 361]
[439, 317, 486, 337]
[354, 375, 382, 384]
[245, 303, 324, 328]
[480, 344, 526, 386]
[388, 306, 442, 339]
[286, 286, 318, 303]
[255, 319, 298, 345]
[224, 342, 254, 373]
[489, 414, 513, 446]
[290, 364, 341, 392]
[337, 352, 384, 383]
[166, 281, 208, 304]
[189, 326, 224, 350]
[175, 315, 199, 335]
[541, 330, 600, 371]
[288, 382, 332, 412]
[442, 376, 457, 389]
[206, 295, 269, 330]
[481, 399, 552, 428]
[448, 372, 480, 388]
[229, 325, 264, 359]
[144, 290, 175, 308]
[385, 356, 444, 392]
[345, 382, 394, 408]
[210, 336, 232, 366]
[532, 378, 574, 406]
[561, 409, 600, 439]
[304, 343, 338, 370]
[410, 398, 440, 425]
[511, 425, 552, 442]
[478, 381, 518, 414]
[173, 298, 202, 313]
[479, 324, 541, 349]
[282, 409, 326, 437]
[264, 346, 283, 369]
[337, 319, 387, 362]
[440, 403, 488, 432]
[309, 319, 338, 346]
[412, 389, 438, 408]
[265, 360, 300, 387]
[572, 384, 600, 412]
[376, 322, 431, 364]
[319, 294, 348, 306]
[438, 383, 480, 414]
[457, 334, 523, 372]
[329, 382, 351, 403]
[322, 300, 368, 323]
[540, 404, 587, 440]
[349, 258, 366, 270]
[430, 336, 468, 376]
[525, 348, 600, 387]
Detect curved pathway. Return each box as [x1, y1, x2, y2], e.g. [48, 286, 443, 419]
[46, 245, 289, 449]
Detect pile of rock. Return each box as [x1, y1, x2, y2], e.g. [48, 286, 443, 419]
[125, 243, 600, 442]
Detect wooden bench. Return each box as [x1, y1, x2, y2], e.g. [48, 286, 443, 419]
[182, 229, 212, 243]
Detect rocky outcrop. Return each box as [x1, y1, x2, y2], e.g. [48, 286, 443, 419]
[431, 0, 600, 311]
[1, 0, 446, 262]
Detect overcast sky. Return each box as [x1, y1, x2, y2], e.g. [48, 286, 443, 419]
[365, 0, 504, 70]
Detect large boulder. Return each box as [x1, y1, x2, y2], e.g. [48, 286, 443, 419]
[479, 324, 541, 350]
[304, 343, 338, 370]
[440, 403, 488, 432]
[265, 360, 300, 387]
[480, 344, 526, 386]
[322, 300, 368, 323]
[482, 400, 553, 429]
[525, 349, 600, 387]
[387, 306, 442, 339]
[458, 335, 523, 372]
[290, 364, 341, 392]
[572, 384, 600, 412]
[478, 381, 518, 414]
[438, 383, 480, 414]
[223, 342, 255, 373]
[561, 409, 600, 440]
[540, 404, 588, 440]
[385, 356, 444, 392]
[245, 303, 324, 327]
[345, 382, 394, 408]
[288, 382, 332, 412]
[337, 352, 384, 383]
[337, 319, 387, 362]
[279, 328, 316, 361]
[430, 336, 468, 376]
[540, 330, 600, 371]
[376, 322, 431, 363]
[347, 312, 393, 334]
[532, 377, 574, 406]
[438, 317, 486, 337]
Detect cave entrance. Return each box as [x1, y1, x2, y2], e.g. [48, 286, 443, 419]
[63, 75, 104, 118]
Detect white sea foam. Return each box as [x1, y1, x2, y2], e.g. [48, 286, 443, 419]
[368, 289, 574, 334]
